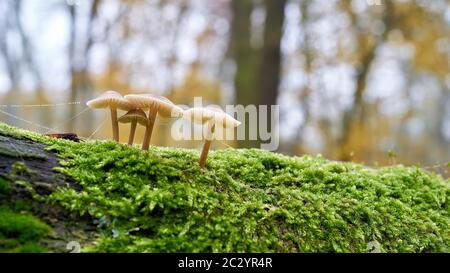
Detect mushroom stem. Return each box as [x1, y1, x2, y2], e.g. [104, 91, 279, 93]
[199, 120, 216, 168]
[128, 120, 137, 146]
[142, 106, 158, 151]
[110, 108, 119, 142]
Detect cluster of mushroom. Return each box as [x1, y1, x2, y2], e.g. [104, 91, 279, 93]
[87, 91, 241, 168]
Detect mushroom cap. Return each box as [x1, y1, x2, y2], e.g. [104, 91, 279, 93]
[87, 90, 134, 111]
[183, 107, 215, 124]
[208, 106, 242, 128]
[118, 109, 148, 126]
[183, 106, 241, 128]
[124, 93, 183, 118]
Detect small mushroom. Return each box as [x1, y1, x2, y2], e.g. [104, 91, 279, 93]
[87, 91, 133, 142]
[125, 93, 183, 151]
[118, 109, 148, 146]
[183, 106, 241, 168]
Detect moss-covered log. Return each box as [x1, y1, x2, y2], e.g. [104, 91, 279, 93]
[0, 126, 95, 253]
[0, 123, 449, 253]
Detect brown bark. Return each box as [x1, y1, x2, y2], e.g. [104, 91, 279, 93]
[257, 0, 286, 107]
[0, 130, 96, 252]
[230, 0, 286, 149]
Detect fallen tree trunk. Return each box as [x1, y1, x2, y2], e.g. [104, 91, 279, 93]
[1, 123, 449, 253]
[0, 130, 95, 253]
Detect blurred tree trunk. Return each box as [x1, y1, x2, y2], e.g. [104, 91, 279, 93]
[68, 4, 78, 133]
[337, 1, 393, 161]
[0, 16, 20, 126]
[14, 0, 49, 127]
[435, 86, 450, 158]
[257, 0, 285, 107]
[230, 0, 254, 107]
[230, 0, 286, 148]
[296, 0, 313, 142]
[0, 1, 23, 125]
[338, 44, 377, 161]
[68, 0, 100, 135]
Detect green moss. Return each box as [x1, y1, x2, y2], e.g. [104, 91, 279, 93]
[0, 123, 51, 143]
[47, 139, 450, 253]
[1, 122, 449, 253]
[11, 161, 32, 176]
[8, 200, 34, 212]
[14, 242, 48, 253]
[0, 207, 51, 253]
[0, 176, 10, 195]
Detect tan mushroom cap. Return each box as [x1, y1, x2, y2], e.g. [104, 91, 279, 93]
[118, 109, 148, 126]
[209, 106, 241, 128]
[183, 107, 215, 124]
[87, 90, 134, 111]
[183, 106, 241, 128]
[124, 93, 183, 118]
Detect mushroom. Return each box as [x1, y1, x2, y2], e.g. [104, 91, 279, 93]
[118, 109, 148, 146]
[183, 106, 241, 168]
[124, 93, 183, 151]
[87, 91, 133, 142]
